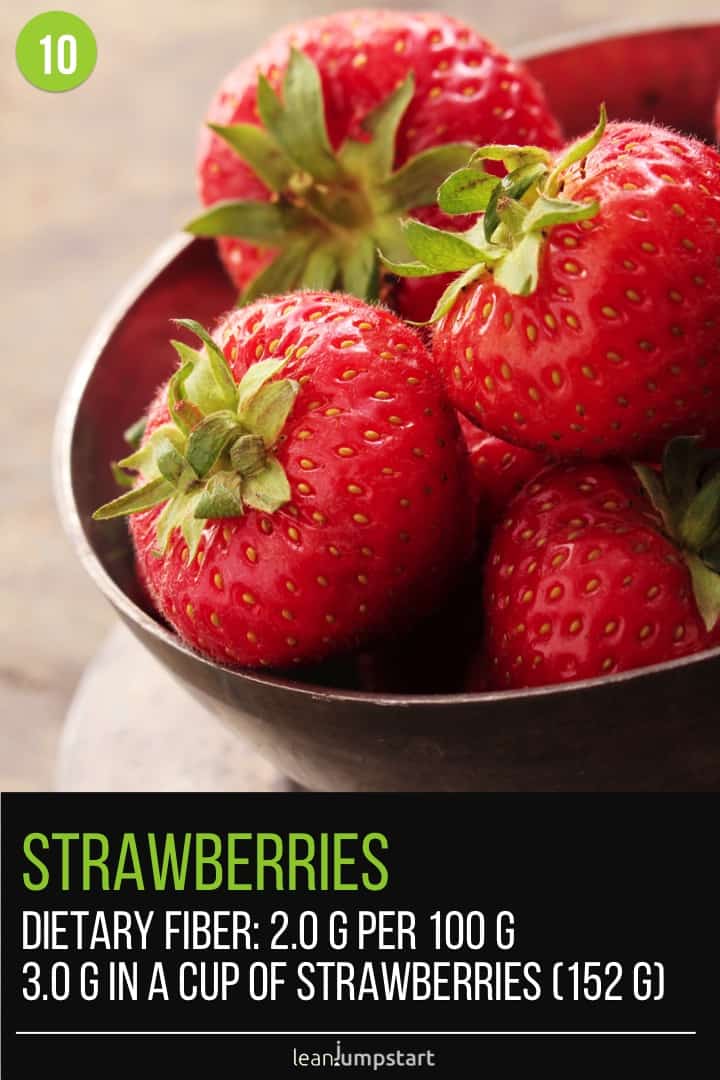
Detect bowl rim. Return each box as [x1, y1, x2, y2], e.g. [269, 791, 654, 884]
[54, 15, 720, 708]
[512, 10, 720, 61]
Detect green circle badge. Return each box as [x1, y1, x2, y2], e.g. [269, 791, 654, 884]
[16, 11, 97, 92]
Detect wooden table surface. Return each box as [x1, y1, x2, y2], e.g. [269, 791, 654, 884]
[4, 0, 719, 789]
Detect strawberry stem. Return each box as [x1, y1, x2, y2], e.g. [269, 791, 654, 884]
[380, 105, 608, 320]
[187, 52, 474, 305]
[634, 437, 720, 631]
[93, 321, 299, 563]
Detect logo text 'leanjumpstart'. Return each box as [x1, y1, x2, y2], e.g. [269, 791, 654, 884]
[292, 1043, 436, 1069]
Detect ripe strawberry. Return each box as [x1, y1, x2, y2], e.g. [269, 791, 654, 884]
[386, 109, 720, 459]
[459, 414, 545, 524]
[477, 438, 720, 690]
[715, 87, 720, 143]
[94, 292, 473, 669]
[189, 9, 563, 321]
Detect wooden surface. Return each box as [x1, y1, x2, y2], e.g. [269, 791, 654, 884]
[4, 0, 720, 789]
[56, 624, 292, 791]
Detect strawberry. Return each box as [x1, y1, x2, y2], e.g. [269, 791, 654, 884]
[385, 109, 720, 459]
[188, 9, 563, 321]
[459, 413, 545, 524]
[94, 292, 473, 669]
[476, 438, 720, 690]
[715, 87, 720, 143]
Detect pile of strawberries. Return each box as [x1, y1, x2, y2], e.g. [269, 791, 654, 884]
[96, 10, 720, 694]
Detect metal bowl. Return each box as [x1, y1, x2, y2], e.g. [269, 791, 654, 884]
[56, 18, 720, 791]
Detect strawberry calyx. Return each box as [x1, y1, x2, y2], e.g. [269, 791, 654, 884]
[93, 319, 299, 561]
[381, 105, 607, 320]
[186, 48, 474, 305]
[635, 437, 720, 631]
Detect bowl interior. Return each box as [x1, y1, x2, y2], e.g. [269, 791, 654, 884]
[70, 238, 233, 613]
[521, 19, 720, 141]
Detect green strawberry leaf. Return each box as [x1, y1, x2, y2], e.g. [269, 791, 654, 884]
[171, 341, 232, 418]
[379, 142, 477, 213]
[117, 423, 185, 481]
[638, 439, 720, 605]
[171, 339, 238, 418]
[661, 436, 704, 530]
[185, 199, 305, 244]
[700, 539, 720, 573]
[230, 433, 267, 475]
[242, 378, 299, 448]
[351, 73, 414, 180]
[483, 161, 546, 242]
[372, 213, 413, 263]
[207, 122, 295, 193]
[185, 411, 243, 478]
[264, 48, 344, 184]
[546, 103, 607, 195]
[379, 255, 436, 278]
[429, 263, 487, 322]
[168, 359, 203, 436]
[110, 462, 136, 490]
[341, 235, 378, 298]
[240, 238, 313, 304]
[493, 232, 543, 296]
[194, 471, 245, 521]
[93, 476, 174, 521]
[173, 318, 238, 412]
[522, 192, 600, 233]
[468, 143, 552, 172]
[156, 436, 190, 485]
[243, 455, 292, 513]
[438, 167, 500, 215]
[633, 464, 674, 535]
[155, 489, 204, 556]
[236, 357, 289, 415]
[123, 415, 146, 450]
[169, 339, 201, 366]
[300, 246, 340, 290]
[181, 503, 206, 561]
[403, 218, 487, 272]
[678, 470, 720, 551]
[256, 71, 284, 142]
[505, 160, 548, 200]
[685, 552, 720, 632]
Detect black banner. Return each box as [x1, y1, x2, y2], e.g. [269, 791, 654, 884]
[1, 794, 714, 1073]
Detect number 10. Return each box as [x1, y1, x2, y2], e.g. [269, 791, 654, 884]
[40, 33, 77, 76]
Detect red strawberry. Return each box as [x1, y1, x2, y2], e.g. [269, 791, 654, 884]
[387, 109, 720, 459]
[459, 414, 545, 524]
[715, 87, 720, 143]
[476, 438, 720, 690]
[94, 292, 474, 670]
[189, 9, 563, 321]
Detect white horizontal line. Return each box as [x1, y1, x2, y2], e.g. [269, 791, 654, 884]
[14, 1031, 697, 1036]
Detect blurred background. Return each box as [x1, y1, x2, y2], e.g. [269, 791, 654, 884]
[3, 0, 720, 789]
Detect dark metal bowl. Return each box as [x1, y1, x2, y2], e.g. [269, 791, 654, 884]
[55, 18, 720, 791]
